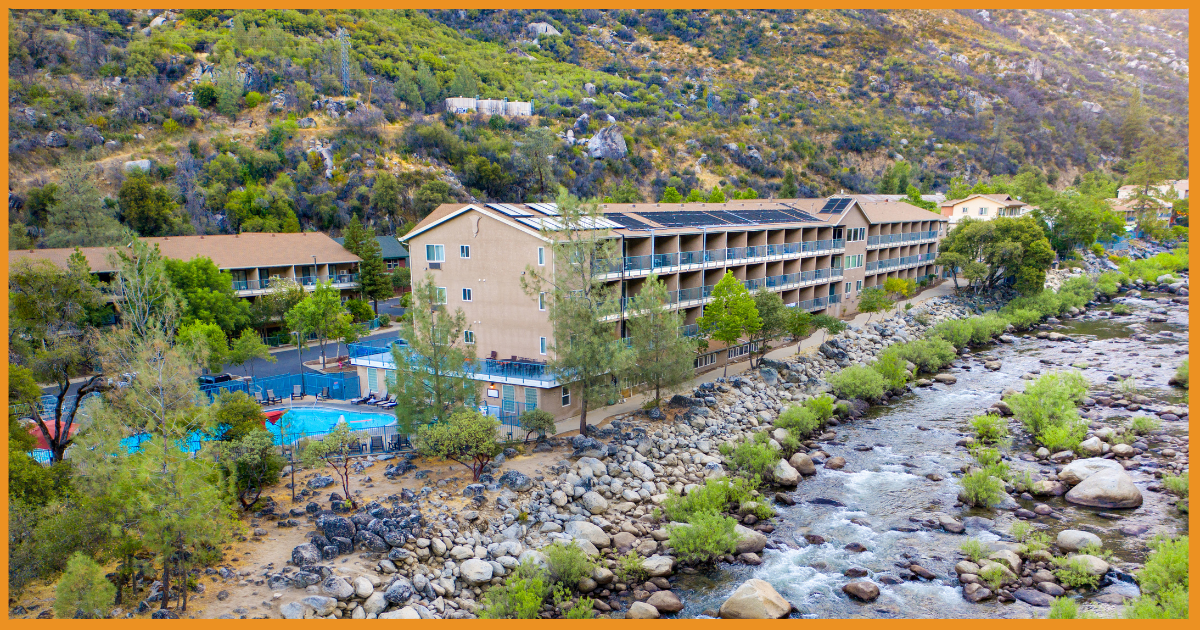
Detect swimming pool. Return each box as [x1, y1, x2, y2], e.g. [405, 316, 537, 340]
[268, 406, 396, 440]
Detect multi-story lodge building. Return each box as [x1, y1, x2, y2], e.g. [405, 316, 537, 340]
[350, 197, 946, 421]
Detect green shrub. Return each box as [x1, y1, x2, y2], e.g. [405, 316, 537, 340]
[1090, 243, 1106, 257]
[614, 550, 647, 584]
[562, 595, 596, 619]
[194, 82, 218, 107]
[1124, 535, 1188, 619]
[1007, 371, 1089, 450]
[478, 563, 550, 619]
[54, 552, 116, 619]
[1048, 597, 1084, 619]
[980, 564, 1012, 590]
[719, 432, 779, 481]
[1111, 303, 1132, 315]
[543, 541, 596, 588]
[378, 314, 391, 326]
[1005, 308, 1042, 329]
[1052, 556, 1102, 590]
[871, 352, 908, 391]
[970, 414, 1010, 444]
[776, 405, 820, 439]
[519, 408, 557, 441]
[887, 338, 957, 373]
[1057, 276, 1096, 310]
[826, 364, 887, 401]
[244, 91, 264, 109]
[1128, 416, 1160, 435]
[1162, 474, 1188, 512]
[804, 394, 835, 422]
[1010, 520, 1032, 541]
[1096, 272, 1122, 297]
[668, 511, 739, 565]
[968, 314, 1010, 345]
[971, 446, 1011, 481]
[344, 298, 374, 323]
[1173, 359, 1188, 389]
[960, 539, 988, 563]
[960, 469, 1006, 507]
[931, 319, 973, 350]
[662, 477, 755, 522]
[1038, 421, 1088, 453]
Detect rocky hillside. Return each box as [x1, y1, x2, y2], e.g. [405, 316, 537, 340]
[6, 9, 1188, 244]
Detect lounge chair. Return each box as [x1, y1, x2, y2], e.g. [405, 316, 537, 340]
[316, 387, 331, 401]
[386, 435, 400, 452]
[380, 398, 397, 409]
[291, 384, 304, 400]
[369, 435, 384, 453]
[346, 441, 363, 456]
[350, 392, 376, 405]
[254, 391, 267, 405]
[265, 389, 281, 404]
[373, 394, 396, 407]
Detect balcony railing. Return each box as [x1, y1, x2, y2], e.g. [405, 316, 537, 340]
[233, 274, 360, 292]
[865, 252, 939, 272]
[619, 266, 844, 310]
[866, 230, 939, 248]
[599, 238, 846, 276]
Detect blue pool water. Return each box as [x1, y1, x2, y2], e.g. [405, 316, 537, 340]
[267, 407, 396, 440]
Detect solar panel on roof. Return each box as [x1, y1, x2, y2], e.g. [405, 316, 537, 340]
[487, 203, 533, 217]
[604, 213, 651, 230]
[527, 203, 560, 216]
[818, 198, 852, 214]
[641, 211, 731, 228]
[517, 217, 562, 231]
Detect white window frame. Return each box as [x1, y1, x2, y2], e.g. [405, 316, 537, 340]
[846, 282, 852, 294]
[979, 207, 987, 215]
[539, 337, 547, 355]
[462, 288, 472, 302]
[856, 280, 863, 292]
[464, 330, 475, 344]
[435, 287, 447, 304]
[537, 247, 545, 266]
[561, 386, 570, 407]
[426, 244, 445, 262]
[538, 292, 546, 311]
[460, 245, 470, 258]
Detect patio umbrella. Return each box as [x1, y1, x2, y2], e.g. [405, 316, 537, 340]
[263, 410, 286, 425]
[27, 419, 79, 451]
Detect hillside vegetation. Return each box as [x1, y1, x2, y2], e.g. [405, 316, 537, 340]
[7, 9, 1188, 244]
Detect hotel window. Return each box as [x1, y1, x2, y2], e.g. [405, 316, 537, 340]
[845, 282, 852, 294]
[367, 368, 377, 392]
[425, 244, 445, 262]
[848, 227, 866, 241]
[856, 280, 863, 292]
[961, 207, 968, 214]
[539, 337, 547, 355]
[462, 288, 472, 301]
[538, 292, 546, 310]
[524, 387, 538, 410]
[459, 245, 470, 258]
[561, 386, 570, 406]
[435, 287, 447, 304]
[385, 370, 396, 390]
[538, 247, 545, 265]
[464, 330, 475, 344]
[979, 207, 987, 215]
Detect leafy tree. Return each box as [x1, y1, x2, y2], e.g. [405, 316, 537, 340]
[626, 275, 697, 404]
[370, 171, 403, 221]
[878, 161, 911, 194]
[748, 288, 787, 368]
[301, 420, 366, 509]
[293, 80, 315, 111]
[607, 178, 642, 203]
[521, 126, 558, 199]
[414, 180, 453, 218]
[707, 187, 727, 203]
[54, 552, 116, 619]
[414, 60, 440, 109]
[1033, 194, 1125, 255]
[858, 286, 892, 321]
[780, 168, 799, 198]
[391, 266, 412, 292]
[216, 54, 242, 118]
[210, 390, 268, 442]
[219, 428, 285, 511]
[164, 256, 251, 333]
[285, 281, 353, 368]
[8, 258, 105, 463]
[660, 186, 683, 203]
[811, 313, 847, 344]
[696, 271, 761, 376]
[392, 273, 479, 434]
[518, 408, 557, 442]
[392, 63, 425, 113]
[227, 329, 275, 378]
[43, 161, 125, 248]
[938, 217, 1055, 295]
[904, 185, 938, 211]
[108, 239, 182, 339]
[883, 277, 916, 312]
[249, 276, 304, 335]
[522, 189, 634, 435]
[194, 82, 218, 107]
[684, 189, 705, 202]
[176, 320, 228, 374]
[785, 307, 814, 349]
[415, 409, 502, 481]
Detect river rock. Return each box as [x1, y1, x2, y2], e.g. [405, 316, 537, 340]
[789, 452, 817, 475]
[718, 579, 791, 619]
[321, 576, 354, 600]
[1056, 530, 1101, 552]
[772, 458, 799, 486]
[1013, 588, 1054, 607]
[1065, 468, 1143, 508]
[825, 457, 846, 470]
[1078, 436, 1104, 456]
[460, 558, 494, 584]
[301, 595, 338, 616]
[842, 580, 880, 602]
[734, 524, 767, 554]
[642, 554, 675, 577]
[363, 592, 387, 614]
[988, 550, 1022, 574]
[934, 373, 957, 384]
[292, 543, 320, 566]
[629, 461, 656, 481]
[1059, 458, 1124, 485]
[378, 606, 420, 619]
[580, 491, 609, 514]
[647, 589, 683, 613]
[1072, 554, 1110, 577]
[383, 578, 415, 604]
[962, 582, 991, 602]
[627, 601, 661, 619]
[564, 521, 611, 548]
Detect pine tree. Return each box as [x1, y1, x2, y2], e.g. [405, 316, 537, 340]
[661, 187, 683, 203]
[684, 189, 705, 202]
[358, 233, 392, 313]
[216, 53, 242, 119]
[780, 168, 799, 198]
[415, 61, 439, 110]
[627, 275, 697, 404]
[44, 161, 125, 248]
[707, 187, 727, 203]
[522, 189, 634, 435]
[696, 271, 761, 376]
[447, 64, 480, 98]
[521, 127, 558, 199]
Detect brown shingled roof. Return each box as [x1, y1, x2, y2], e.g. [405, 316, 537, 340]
[9, 232, 360, 273]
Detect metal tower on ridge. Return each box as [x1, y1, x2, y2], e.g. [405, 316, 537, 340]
[339, 28, 350, 97]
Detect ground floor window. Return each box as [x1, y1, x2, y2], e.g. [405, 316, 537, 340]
[525, 387, 538, 410]
[694, 352, 717, 369]
[561, 386, 570, 407]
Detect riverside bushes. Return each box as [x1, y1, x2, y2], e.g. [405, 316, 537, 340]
[662, 477, 757, 522]
[1172, 359, 1188, 388]
[1096, 272, 1122, 297]
[969, 414, 1010, 444]
[718, 432, 779, 481]
[871, 352, 909, 390]
[885, 338, 957, 373]
[931, 319, 973, 350]
[543, 541, 596, 587]
[960, 469, 1006, 507]
[826, 364, 887, 400]
[1124, 536, 1189, 619]
[1007, 371, 1089, 452]
[478, 563, 550, 619]
[668, 511, 739, 565]
[968, 314, 1009, 345]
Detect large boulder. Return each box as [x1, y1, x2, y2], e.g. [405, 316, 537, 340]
[771, 458, 799, 486]
[363, 591, 387, 614]
[627, 601, 660, 619]
[629, 460, 656, 482]
[647, 590, 684, 613]
[565, 521, 611, 548]
[292, 543, 321, 566]
[498, 470, 533, 492]
[383, 577, 415, 604]
[580, 491, 609, 514]
[1071, 554, 1110, 577]
[734, 524, 767, 554]
[45, 132, 68, 147]
[788, 452, 817, 475]
[300, 596, 338, 616]
[320, 576, 355, 600]
[123, 159, 154, 173]
[641, 554, 675, 577]
[1065, 468, 1143, 508]
[842, 581, 880, 602]
[319, 514, 356, 540]
[460, 559, 494, 585]
[1058, 458, 1123, 486]
[718, 579, 791, 619]
[378, 606, 421, 619]
[1056, 530, 1102, 552]
[587, 125, 628, 160]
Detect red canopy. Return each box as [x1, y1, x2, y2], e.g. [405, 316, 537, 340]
[263, 410, 286, 425]
[27, 419, 78, 451]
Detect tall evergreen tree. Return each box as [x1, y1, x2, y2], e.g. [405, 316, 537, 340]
[342, 218, 391, 313]
[43, 161, 125, 248]
[522, 189, 634, 436]
[415, 61, 439, 110]
[626, 275, 697, 404]
[392, 273, 478, 434]
[696, 271, 761, 376]
[447, 64, 480, 98]
[780, 168, 799, 198]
